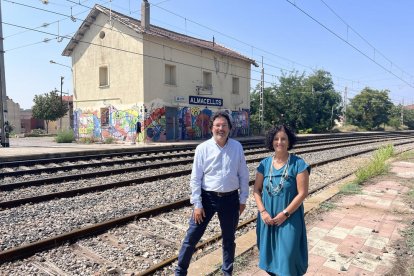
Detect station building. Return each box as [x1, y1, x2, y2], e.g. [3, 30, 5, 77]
[63, 1, 257, 143]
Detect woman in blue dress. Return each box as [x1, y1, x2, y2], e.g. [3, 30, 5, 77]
[253, 125, 310, 276]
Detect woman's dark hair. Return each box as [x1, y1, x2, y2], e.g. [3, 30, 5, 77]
[209, 111, 233, 130]
[265, 124, 297, 151]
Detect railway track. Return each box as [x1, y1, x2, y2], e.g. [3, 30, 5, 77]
[1, 132, 414, 275]
[1, 132, 411, 176]
[1, 134, 413, 209]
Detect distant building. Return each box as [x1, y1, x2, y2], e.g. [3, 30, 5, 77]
[47, 95, 74, 134]
[404, 104, 414, 110]
[6, 97, 21, 134]
[62, 1, 257, 143]
[20, 109, 44, 134]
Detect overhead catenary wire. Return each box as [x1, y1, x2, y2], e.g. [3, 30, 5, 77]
[2, 0, 413, 104]
[1, 0, 398, 92]
[285, 0, 414, 89]
[319, 0, 414, 81]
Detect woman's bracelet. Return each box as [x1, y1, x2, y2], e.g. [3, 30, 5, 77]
[260, 209, 266, 214]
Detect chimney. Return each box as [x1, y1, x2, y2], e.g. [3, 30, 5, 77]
[141, 0, 150, 30]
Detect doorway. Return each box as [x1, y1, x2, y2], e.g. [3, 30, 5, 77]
[165, 107, 179, 141]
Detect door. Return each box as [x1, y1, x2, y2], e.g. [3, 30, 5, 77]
[166, 107, 179, 141]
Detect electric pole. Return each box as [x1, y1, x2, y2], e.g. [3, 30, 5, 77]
[60, 76, 64, 130]
[0, 1, 9, 147]
[259, 56, 264, 135]
[343, 87, 347, 126]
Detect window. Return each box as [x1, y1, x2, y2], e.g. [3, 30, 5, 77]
[165, 64, 176, 85]
[99, 66, 109, 87]
[203, 71, 212, 90]
[100, 107, 109, 126]
[232, 77, 239, 94]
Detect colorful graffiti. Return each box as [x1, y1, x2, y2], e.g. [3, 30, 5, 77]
[106, 107, 140, 142]
[180, 107, 213, 140]
[76, 110, 101, 139]
[231, 110, 250, 137]
[144, 106, 166, 142]
[73, 103, 250, 143]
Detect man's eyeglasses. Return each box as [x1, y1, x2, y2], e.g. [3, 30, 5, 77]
[213, 124, 228, 128]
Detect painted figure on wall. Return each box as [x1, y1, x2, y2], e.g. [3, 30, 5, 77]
[144, 107, 166, 142]
[78, 111, 101, 139]
[195, 108, 212, 139]
[73, 104, 250, 143]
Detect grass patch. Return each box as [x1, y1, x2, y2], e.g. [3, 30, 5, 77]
[339, 182, 362, 194]
[319, 201, 337, 211]
[355, 145, 394, 184]
[103, 137, 116, 144]
[398, 150, 414, 161]
[78, 137, 99, 144]
[55, 129, 75, 143]
[339, 145, 394, 195]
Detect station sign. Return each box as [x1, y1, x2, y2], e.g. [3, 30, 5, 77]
[189, 95, 223, 107]
[175, 96, 186, 102]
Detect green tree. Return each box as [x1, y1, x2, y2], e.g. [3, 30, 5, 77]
[388, 104, 403, 129]
[346, 88, 393, 130]
[250, 84, 279, 134]
[403, 109, 414, 129]
[32, 90, 69, 133]
[272, 70, 342, 132]
[303, 70, 342, 132]
[250, 69, 342, 133]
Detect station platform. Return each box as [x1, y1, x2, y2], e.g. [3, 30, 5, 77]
[187, 156, 414, 275]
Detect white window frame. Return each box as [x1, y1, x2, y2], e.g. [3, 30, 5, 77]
[202, 71, 212, 90]
[99, 65, 109, 87]
[232, 77, 239, 94]
[165, 64, 177, 85]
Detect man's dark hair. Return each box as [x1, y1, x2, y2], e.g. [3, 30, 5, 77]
[264, 124, 297, 151]
[209, 111, 233, 130]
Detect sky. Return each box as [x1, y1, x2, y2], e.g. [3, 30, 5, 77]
[2, 0, 414, 109]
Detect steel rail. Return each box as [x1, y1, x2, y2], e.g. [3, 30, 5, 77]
[1, 137, 413, 209]
[1, 141, 413, 265]
[0, 134, 406, 183]
[0, 140, 264, 168]
[1, 132, 411, 170]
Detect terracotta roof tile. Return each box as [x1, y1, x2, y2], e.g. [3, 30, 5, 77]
[63, 5, 258, 67]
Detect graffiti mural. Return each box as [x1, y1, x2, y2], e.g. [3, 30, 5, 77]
[231, 110, 250, 137]
[144, 106, 166, 142]
[179, 107, 211, 140]
[77, 110, 101, 139]
[73, 103, 249, 143]
[106, 107, 140, 142]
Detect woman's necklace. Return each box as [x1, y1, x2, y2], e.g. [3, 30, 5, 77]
[266, 153, 290, 196]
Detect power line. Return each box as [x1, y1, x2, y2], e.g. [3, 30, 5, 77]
[319, 0, 414, 81]
[4, 0, 412, 102]
[3, 0, 392, 93]
[285, 0, 414, 89]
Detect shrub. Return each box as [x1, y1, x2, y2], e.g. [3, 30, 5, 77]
[78, 137, 100, 144]
[355, 145, 394, 184]
[104, 137, 116, 144]
[25, 129, 46, 137]
[298, 128, 313, 134]
[340, 145, 394, 195]
[55, 129, 75, 143]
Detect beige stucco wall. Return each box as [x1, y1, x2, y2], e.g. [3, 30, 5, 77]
[141, 35, 251, 111]
[72, 13, 144, 111]
[70, 11, 251, 113]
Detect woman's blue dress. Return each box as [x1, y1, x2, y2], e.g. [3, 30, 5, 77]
[256, 154, 310, 276]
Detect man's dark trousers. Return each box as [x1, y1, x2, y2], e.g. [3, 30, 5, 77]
[175, 190, 240, 276]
